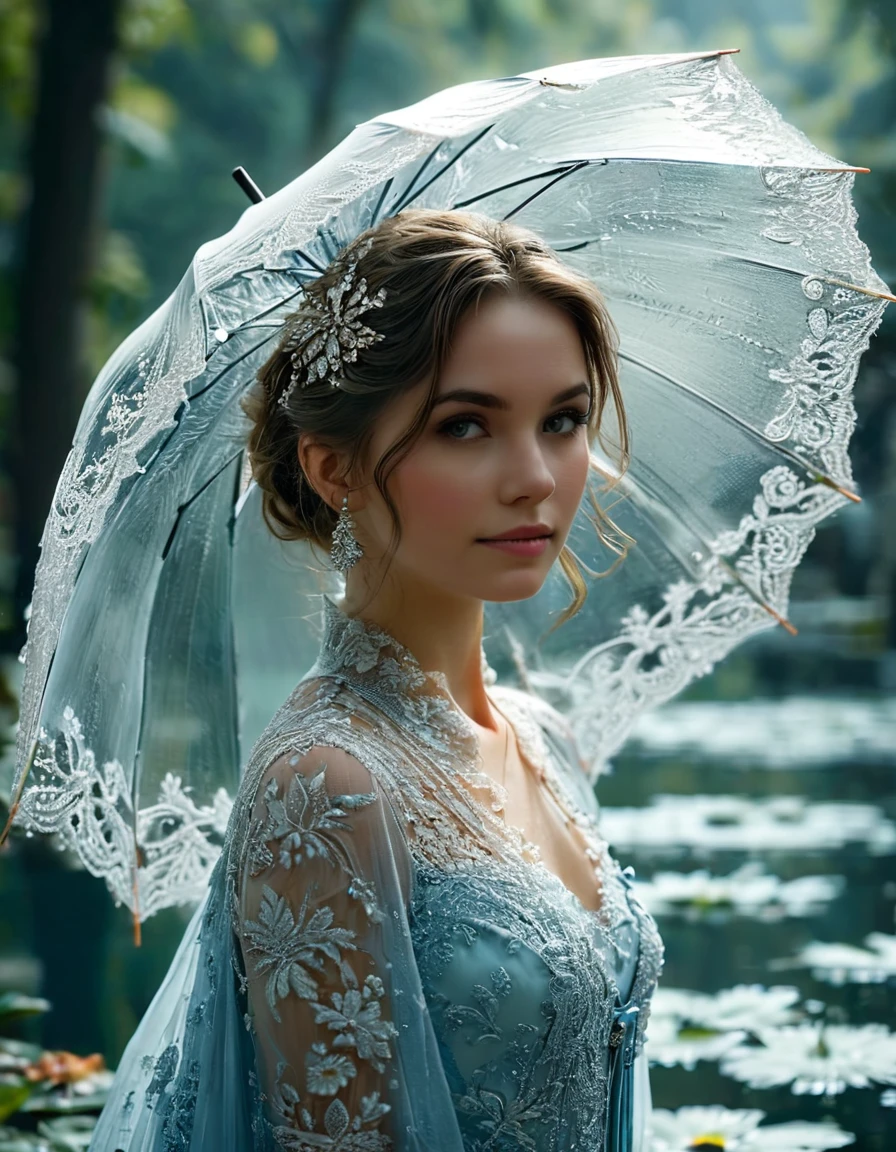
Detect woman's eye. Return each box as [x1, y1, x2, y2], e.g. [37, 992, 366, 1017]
[440, 417, 484, 440]
[437, 409, 590, 441]
[545, 408, 591, 436]
[545, 411, 581, 435]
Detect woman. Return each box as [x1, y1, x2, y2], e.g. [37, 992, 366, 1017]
[89, 209, 664, 1151]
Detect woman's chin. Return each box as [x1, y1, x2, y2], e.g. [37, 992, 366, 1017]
[477, 568, 554, 604]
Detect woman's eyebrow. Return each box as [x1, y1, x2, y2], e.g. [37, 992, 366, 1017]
[432, 382, 590, 410]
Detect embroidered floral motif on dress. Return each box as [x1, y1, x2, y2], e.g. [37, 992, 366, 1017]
[90, 593, 663, 1151]
[222, 596, 664, 1149]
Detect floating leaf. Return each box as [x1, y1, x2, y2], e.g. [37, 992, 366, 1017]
[0, 997, 51, 1026]
[0, 1079, 34, 1125]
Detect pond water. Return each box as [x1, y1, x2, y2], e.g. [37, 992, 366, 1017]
[603, 690, 896, 1151]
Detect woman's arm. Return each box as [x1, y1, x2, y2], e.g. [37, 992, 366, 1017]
[236, 745, 402, 1149]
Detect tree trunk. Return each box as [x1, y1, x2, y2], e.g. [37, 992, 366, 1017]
[10, 0, 122, 653]
[305, 0, 366, 163]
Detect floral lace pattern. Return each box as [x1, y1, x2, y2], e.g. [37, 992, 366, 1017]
[87, 592, 663, 1151]
[218, 595, 664, 1150]
[16, 706, 232, 918]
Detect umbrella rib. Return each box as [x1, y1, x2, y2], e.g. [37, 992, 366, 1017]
[127, 326, 282, 504]
[198, 328, 288, 404]
[814, 276, 896, 304]
[386, 145, 443, 214]
[370, 176, 394, 226]
[0, 736, 39, 847]
[619, 348, 860, 503]
[202, 285, 308, 364]
[390, 124, 495, 214]
[452, 162, 602, 210]
[161, 449, 243, 561]
[132, 451, 245, 937]
[560, 243, 891, 301]
[502, 160, 591, 221]
[293, 248, 328, 275]
[727, 254, 896, 304]
[317, 230, 340, 264]
[224, 321, 287, 332]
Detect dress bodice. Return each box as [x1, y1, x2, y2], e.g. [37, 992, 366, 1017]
[89, 592, 663, 1152]
[247, 593, 667, 1150]
[409, 856, 653, 1149]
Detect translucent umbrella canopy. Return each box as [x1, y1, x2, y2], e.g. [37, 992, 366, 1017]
[4, 49, 890, 921]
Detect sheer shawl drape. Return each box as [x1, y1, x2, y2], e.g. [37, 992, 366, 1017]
[89, 621, 660, 1150]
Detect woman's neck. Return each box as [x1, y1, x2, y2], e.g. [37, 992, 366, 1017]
[339, 578, 496, 731]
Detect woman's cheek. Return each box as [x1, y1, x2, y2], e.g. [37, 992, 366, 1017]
[557, 443, 591, 500]
[398, 460, 477, 542]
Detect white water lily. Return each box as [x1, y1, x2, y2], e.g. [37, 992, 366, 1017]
[720, 1023, 896, 1095]
[632, 862, 843, 920]
[705, 985, 802, 1031]
[628, 693, 896, 768]
[652, 984, 800, 1032]
[600, 795, 896, 855]
[645, 1014, 747, 1070]
[646, 985, 806, 1070]
[651, 986, 716, 1021]
[779, 932, 896, 985]
[647, 1105, 854, 1151]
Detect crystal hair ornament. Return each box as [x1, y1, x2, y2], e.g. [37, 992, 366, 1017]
[278, 238, 386, 408]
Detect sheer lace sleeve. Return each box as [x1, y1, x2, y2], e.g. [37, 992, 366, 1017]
[236, 745, 407, 1150]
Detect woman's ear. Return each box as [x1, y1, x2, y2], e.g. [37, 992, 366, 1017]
[298, 433, 358, 513]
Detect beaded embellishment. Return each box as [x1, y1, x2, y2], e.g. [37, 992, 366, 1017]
[278, 239, 386, 408]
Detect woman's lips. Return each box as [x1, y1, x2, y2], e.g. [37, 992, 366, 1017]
[477, 535, 552, 557]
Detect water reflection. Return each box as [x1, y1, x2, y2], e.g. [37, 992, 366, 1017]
[603, 794, 896, 854]
[608, 692, 895, 1150]
[633, 862, 845, 921]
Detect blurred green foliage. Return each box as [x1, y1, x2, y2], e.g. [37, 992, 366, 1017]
[0, 992, 109, 1150]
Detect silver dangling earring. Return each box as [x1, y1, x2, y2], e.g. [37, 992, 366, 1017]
[330, 495, 364, 572]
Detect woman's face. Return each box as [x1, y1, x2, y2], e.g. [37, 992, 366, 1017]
[355, 293, 593, 605]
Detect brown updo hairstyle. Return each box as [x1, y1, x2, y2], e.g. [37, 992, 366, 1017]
[241, 208, 633, 629]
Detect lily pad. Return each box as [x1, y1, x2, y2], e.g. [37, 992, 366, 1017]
[0, 999, 50, 1027]
[0, 1080, 33, 1126]
[0, 1041, 43, 1069]
[19, 1071, 112, 1117]
[0, 1125, 50, 1151]
[36, 1116, 96, 1151]
[18, 1089, 108, 1117]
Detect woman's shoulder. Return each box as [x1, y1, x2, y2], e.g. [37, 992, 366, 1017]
[488, 682, 587, 778]
[238, 678, 381, 811]
[260, 741, 377, 799]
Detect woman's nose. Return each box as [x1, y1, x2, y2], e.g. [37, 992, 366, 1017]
[497, 437, 556, 504]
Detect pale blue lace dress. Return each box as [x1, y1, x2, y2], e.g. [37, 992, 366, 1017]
[89, 595, 664, 1151]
